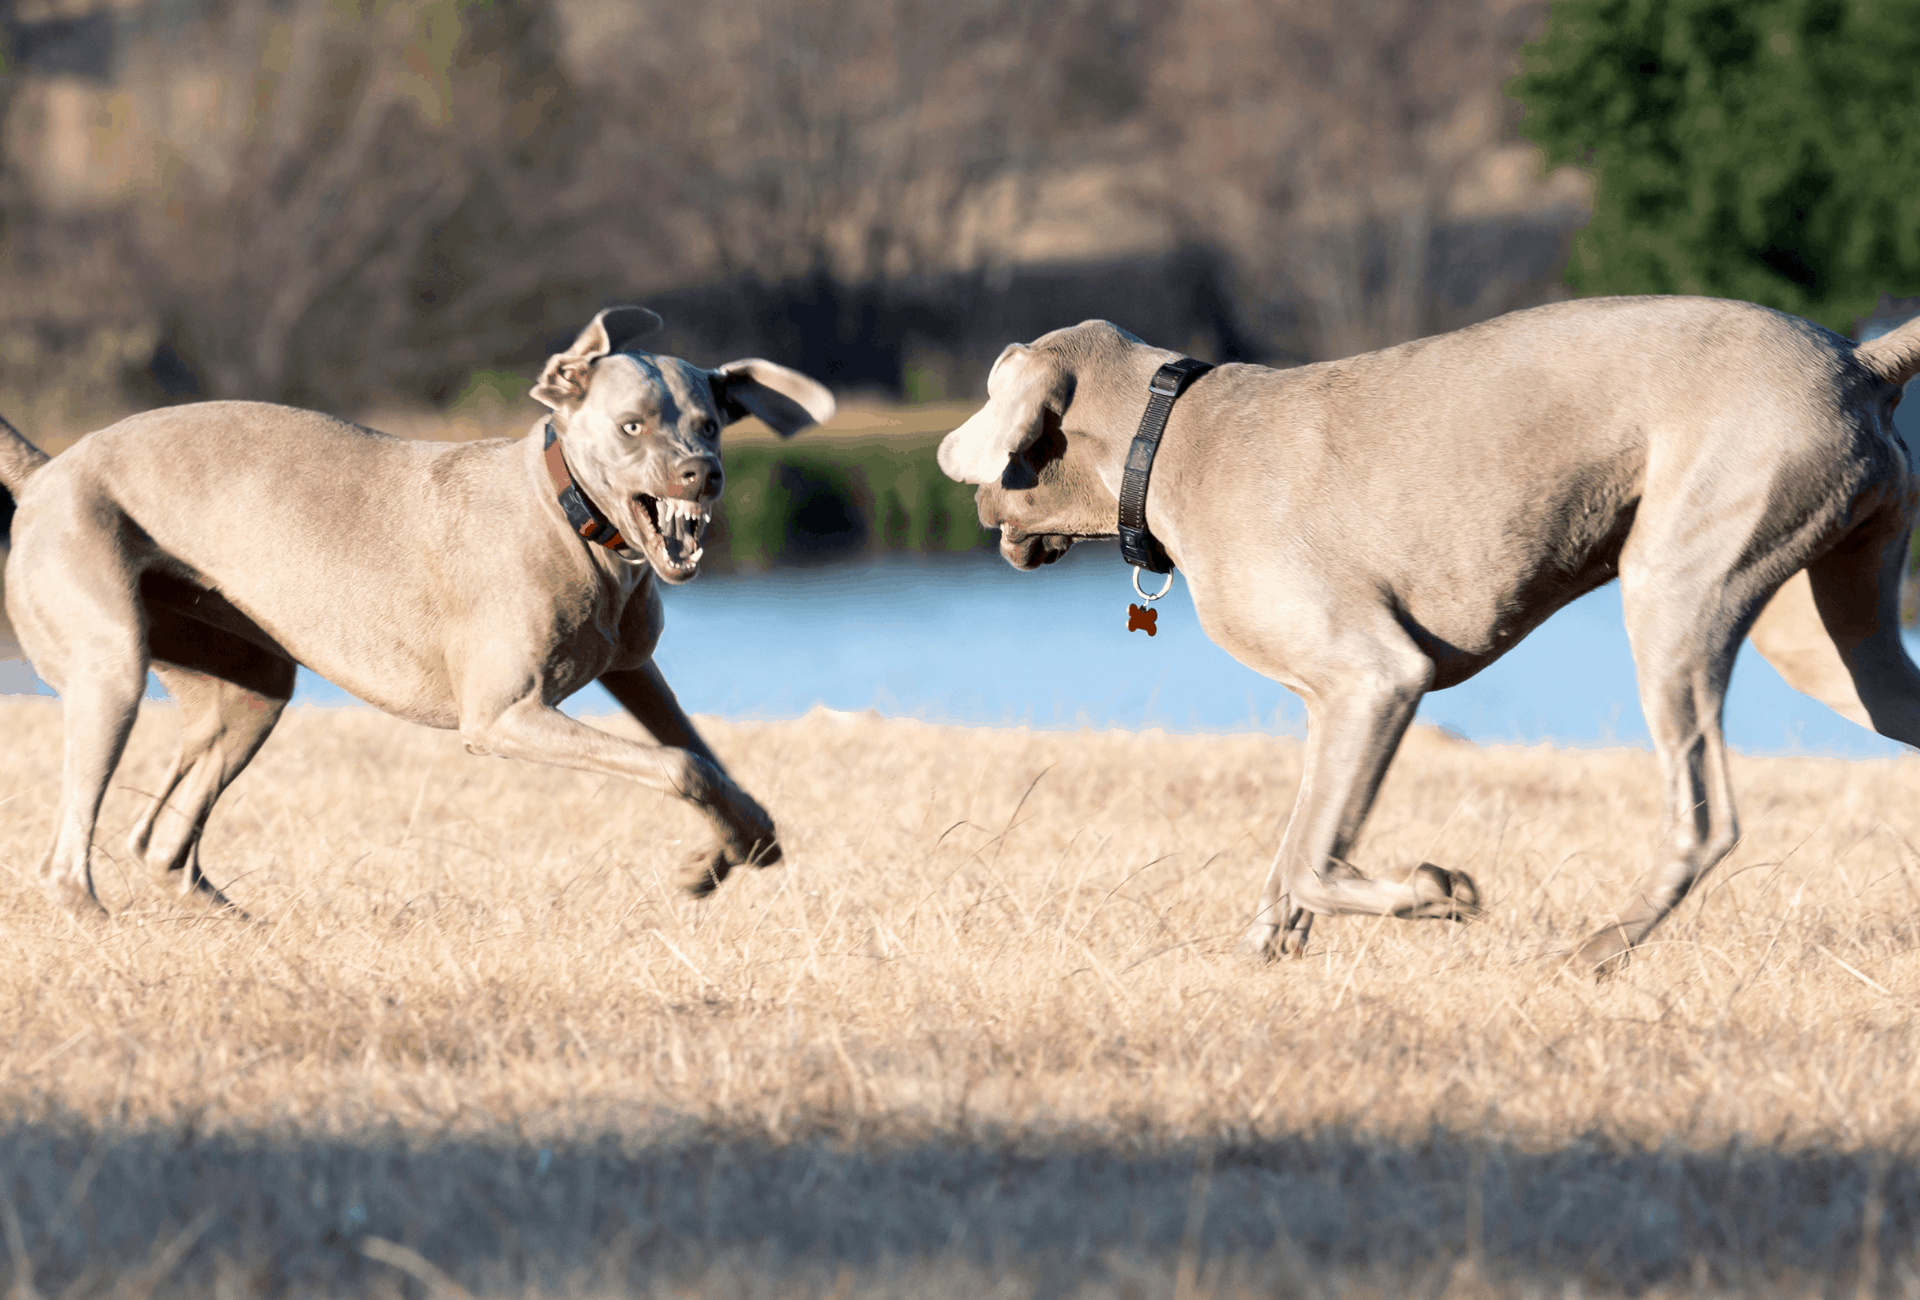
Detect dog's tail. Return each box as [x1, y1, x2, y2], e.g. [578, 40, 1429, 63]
[0, 414, 49, 494]
[1858, 314, 1920, 389]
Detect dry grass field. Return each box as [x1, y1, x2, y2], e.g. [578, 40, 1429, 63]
[2, 697, 1920, 1297]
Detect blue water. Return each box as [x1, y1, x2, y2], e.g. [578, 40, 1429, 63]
[320, 547, 1909, 756]
[6, 547, 1910, 756]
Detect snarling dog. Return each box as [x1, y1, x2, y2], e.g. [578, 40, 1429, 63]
[1, 306, 833, 915]
[938, 297, 1920, 974]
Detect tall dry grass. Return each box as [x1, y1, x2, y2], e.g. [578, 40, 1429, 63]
[1, 697, 1919, 1296]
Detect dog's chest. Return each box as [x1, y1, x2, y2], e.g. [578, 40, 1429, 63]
[543, 565, 662, 681]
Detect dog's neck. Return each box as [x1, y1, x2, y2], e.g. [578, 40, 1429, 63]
[541, 421, 628, 553]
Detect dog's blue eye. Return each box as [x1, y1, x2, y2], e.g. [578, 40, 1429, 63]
[621, 421, 642, 435]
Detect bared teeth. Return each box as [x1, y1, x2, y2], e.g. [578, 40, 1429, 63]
[647, 496, 710, 567]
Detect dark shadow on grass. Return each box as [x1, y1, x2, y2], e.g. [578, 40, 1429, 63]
[0, 1117, 1909, 1297]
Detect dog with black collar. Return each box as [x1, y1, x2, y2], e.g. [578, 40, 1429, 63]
[939, 301, 1920, 975]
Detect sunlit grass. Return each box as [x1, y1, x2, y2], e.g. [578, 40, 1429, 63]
[1, 700, 1917, 1295]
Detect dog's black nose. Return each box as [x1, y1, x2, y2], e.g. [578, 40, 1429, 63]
[669, 455, 723, 502]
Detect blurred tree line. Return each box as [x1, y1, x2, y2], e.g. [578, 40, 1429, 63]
[1515, 0, 1920, 333]
[0, 0, 1585, 427]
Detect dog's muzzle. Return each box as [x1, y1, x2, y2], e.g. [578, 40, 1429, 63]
[1001, 527, 1074, 569]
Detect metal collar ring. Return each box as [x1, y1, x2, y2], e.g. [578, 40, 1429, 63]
[1132, 566, 1175, 602]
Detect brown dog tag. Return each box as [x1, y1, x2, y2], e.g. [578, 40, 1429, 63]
[1127, 603, 1158, 636]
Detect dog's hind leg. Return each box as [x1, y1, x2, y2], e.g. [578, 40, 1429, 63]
[1581, 555, 1775, 976]
[1748, 494, 1920, 747]
[130, 606, 294, 909]
[20, 587, 147, 919]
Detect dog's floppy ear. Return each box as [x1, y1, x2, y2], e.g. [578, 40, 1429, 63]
[937, 343, 1069, 484]
[709, 359, 836, 438]
[531, 306, 664, 409]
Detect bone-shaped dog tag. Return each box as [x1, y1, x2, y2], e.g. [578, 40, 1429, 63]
[1127, 567, 1173, 635]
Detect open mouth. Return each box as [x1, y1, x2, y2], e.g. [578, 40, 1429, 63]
[631, 493, 711, 582]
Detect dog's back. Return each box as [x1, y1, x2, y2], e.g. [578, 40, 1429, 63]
[6, 401, 540, 720]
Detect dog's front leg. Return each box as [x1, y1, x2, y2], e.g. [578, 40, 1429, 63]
[600, 662, 727, 770]
[458, 694, 778, 892]
[1237, 634, 1477, 960]
[600, 662, 782, 895]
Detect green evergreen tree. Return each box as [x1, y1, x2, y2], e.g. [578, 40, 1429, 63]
[1512, 0, 1920, 331]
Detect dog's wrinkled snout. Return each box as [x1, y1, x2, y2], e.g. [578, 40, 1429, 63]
[667, 455, 723, 502]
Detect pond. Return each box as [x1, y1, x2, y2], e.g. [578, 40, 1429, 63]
[306, 548, 1910, 756]
[2, 546, 1911, 756]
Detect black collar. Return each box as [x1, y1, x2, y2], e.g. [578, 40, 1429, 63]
[542, 421, 627, 551]
[1117, 357, 1213, 574]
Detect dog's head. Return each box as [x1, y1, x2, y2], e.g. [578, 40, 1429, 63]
[532, 306, 835, 583]
[937, 321, 1152, 570]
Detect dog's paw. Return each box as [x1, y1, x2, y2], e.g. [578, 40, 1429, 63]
[1575, 926, 1633, 981]
[1234, 923, 1298, 962]
[680, 846, 734, 898]
[713, 789, 780, 868]
[1234, 932, 1278, 963]
[717, 824, 781, 870]
[173, 877, 258, 922]
[748, 837, 782, 868]
[45, 880, 108, 921]
[1408, 863, 1482, 921]
[679, 836, 781, 898]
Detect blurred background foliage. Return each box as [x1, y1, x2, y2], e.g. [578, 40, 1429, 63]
[1514, 0, 1920, 332]
[0, 0, 1586, 420]
[710, 438, 984, 572]
[0, 0, 1913, 565]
